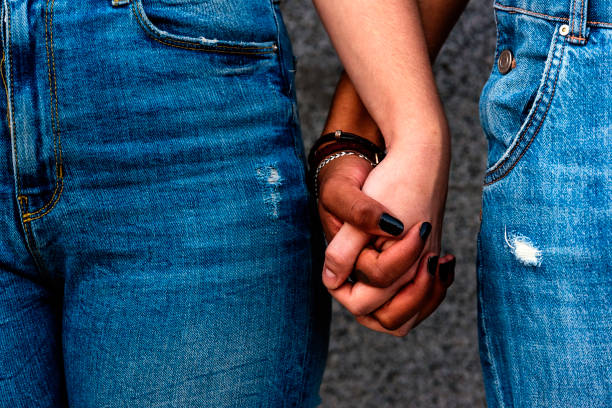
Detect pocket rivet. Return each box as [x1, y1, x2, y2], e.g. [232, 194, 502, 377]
[559, 24, 570, 36]
[497, 49, 515, 75]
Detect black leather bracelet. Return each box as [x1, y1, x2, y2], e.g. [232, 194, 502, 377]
[307, 130, 387, 196]
[307, 130, 386, 171]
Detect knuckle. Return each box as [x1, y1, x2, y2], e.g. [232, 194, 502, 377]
[377, 312, 405, 331]
[349, 198, 375, 227]
[348, 302, 370, 317]
[366, 263, 394, 288]
[324, 247, 350, 270]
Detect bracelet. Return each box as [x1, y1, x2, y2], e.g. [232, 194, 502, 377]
[308, 130, 386, 197]
[308, 130, 386, 171]
[312, 151, 375, 197]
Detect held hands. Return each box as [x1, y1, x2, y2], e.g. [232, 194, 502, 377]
[317, 144, 454, 336]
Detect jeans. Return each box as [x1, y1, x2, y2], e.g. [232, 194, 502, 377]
[0, 0, 330, 406]
[478, 0, 611, 406]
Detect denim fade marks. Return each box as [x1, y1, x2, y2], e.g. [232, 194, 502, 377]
[0, 0, 330, 406]
[477, 0, 612, 406]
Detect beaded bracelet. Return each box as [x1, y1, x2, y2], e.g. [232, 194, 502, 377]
[311, 151, 375, 197]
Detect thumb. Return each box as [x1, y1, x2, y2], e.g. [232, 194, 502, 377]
[320, 173, 404, 237]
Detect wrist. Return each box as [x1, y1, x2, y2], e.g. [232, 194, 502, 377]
[363, 145, 450, 218]
[308, 130, 385, 196]
[376, 93, 449, 151]
[384, 120, 450, 154]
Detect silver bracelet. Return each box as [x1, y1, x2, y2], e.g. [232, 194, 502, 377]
[313, 151, 375, 197]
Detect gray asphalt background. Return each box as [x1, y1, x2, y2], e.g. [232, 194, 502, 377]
[281, 1, 497, 406]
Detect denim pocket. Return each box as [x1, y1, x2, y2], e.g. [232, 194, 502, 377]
[131, 0, 279, 56]
[479, 10, 568, 186]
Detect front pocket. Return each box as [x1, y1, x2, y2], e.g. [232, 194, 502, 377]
[131, 0, 279, 56]
[479, 11, 568, 186]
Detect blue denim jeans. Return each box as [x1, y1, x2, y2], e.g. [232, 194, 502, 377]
[478, 0, 611, 406]
[0, 0, 330, 406]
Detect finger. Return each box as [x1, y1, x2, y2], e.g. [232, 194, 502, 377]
[329, 245, 426, 316]
[440, 255, 456, 288]
[319, 204, 343, 242]
[323, 223, 370, 289]
[353, 221, 432, 288]
[319, 173, 404, 237]
[355, 314, 420, 337]
[412, 255, 456, 328]
[328, 263, 418, 317]
[372, 253, 439, 330]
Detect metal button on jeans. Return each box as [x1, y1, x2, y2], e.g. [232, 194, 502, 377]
[498, 49, 515, 74]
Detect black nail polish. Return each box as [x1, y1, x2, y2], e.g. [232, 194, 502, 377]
[379, 213, 404, 236]
[419, 222, 432, 241]
[427, 256, 439, 276]
[439, 258, 456, 284]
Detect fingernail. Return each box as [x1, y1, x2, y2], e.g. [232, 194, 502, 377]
[439, 258, 456, 284]
[379, 213, 404, 236]
[427, 256, 439, 277]
[324, 267, 336, 283]
[419, 222, 432, 241]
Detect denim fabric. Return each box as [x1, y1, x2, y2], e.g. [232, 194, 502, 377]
[0, 0, 330, 406]
[478, 0, 611, 406]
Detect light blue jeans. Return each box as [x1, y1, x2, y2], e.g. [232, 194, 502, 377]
[478, 0, 611, 406]
[0, 0, 330, 406]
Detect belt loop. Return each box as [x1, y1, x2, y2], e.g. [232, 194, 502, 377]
[567, 0, 589, 45]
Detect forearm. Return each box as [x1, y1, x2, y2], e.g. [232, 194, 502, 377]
[419, 0, 470, 62]
[321, 71, 383, 147]
[313, 0, 467, 149]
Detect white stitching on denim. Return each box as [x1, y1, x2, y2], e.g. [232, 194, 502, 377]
[494, 2, 612, 27]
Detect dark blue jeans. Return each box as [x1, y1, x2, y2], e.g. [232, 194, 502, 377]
[0, 0, 330, 406]
[478, 0, 611, 405]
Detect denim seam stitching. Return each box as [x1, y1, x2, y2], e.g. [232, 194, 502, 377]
[266, 3, 309, 401]
[484, 30, 558, 177]
[485, 35, 566, 186]
[130, 1, 278, 55]
[268, 0, 290, 99]
[6, 4, 21, 198]
[22, 0, 64, 222]
[570, 0, 576, 39]
[23, 221, 48, 275]
[268, 0, 306, 186]
[3, 5, 47, 274]
[580, 0, 584, 36]
[569, 0, 588, 44]
[16, 196, 47, 275]
[133, 0, 272, 49]
[493, 2, 612, 27]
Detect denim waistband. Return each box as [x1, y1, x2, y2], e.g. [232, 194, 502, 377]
[494, 0, 612, 27]
[494, 0, 612, 45]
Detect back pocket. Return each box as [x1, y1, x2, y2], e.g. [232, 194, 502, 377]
[131, 0, 279, 56]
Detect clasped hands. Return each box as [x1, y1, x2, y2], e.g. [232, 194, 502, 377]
[317, 143, 455, 336]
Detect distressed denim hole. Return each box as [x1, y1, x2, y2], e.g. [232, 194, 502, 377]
[256, 165, 282, 219]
